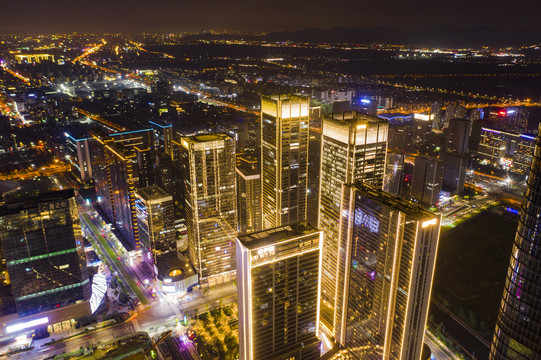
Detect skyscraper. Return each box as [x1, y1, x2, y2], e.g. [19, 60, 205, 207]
[135, 186, 176, 264]
[150, 120, 173, 156]
[412, 113, 434, 148]
[490, 125, 541, 360]
[236, 157, 262, 235]
[338, 182, 441, 359]
[236, 223, 322, 360]
[318, 111, 388, 338]
[64, 131, 93, 184]
[445, 118, 471, 154]
[261, 94, 309, 229]
[441, 152, 467, 196]
[411, 155, 444, 207]
[0, 189, 90, 321]
[179, 134, 237, 285]
[90, 128, 155, 249]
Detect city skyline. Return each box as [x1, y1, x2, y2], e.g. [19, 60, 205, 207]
[0, 22, 539, 360]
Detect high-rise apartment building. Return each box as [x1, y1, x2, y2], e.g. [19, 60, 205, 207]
[444, 105, 467, 128]
[441, 152, 467, 196]
[445, 118, 471, 154]
[179, 134, 237, 285]
[412, 113, 434, 147]
[412, 155, 444, 207]
[150, 120, 173, 156]
[90, 128, 155, 249]
[236, 223, 322, 360]
[318, 112, 388, 337]
[135, 186, 176, 264]
[490, 125, 541, 360]
[261, 94, 310, 229]
[337, 182, 441, 359]
[236, 158, 262, 235]
[64, 131, 93, 183]
[0, 189, 90, 320]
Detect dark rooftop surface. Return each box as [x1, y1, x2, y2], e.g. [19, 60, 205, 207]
[237, 222, 319, 250]
[348, 181, 437, 220]
[155, 252, 195, 282]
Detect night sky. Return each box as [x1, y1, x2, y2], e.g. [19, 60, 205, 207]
[1, 0, 541, 33]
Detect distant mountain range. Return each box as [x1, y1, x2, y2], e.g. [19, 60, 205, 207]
[188, 26, 541, 47]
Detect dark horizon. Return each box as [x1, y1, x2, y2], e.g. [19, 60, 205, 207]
[1, 0, 541, 34]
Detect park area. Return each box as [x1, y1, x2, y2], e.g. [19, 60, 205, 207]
[189, 304, 239, 360]
[432, 206, 518, 341]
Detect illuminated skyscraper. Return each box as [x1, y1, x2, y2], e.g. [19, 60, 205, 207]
[236, 156, 262, 235]
[179, 134, 237, 285]
[318, 112, 388, 339]
[90, 128, 155, 249]
[236, 223, 322, 360]
[261, 94, 310, 229]
[338, 182, 441, 359]
[0, 190, 90, 320]
[490, 125, 541, 360]
[64, 131, 93, 183]
[150, 120, 173, 156]
[135, 186, 176, 264]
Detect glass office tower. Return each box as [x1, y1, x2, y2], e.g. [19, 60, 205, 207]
[236, 223, 322, 360]
[236, 159, 262, 235]
[338, 182, 440, 360]
[318, 112, 388, 341]
[0, 189, 89, 317]
[490, 125, 541, 360]
[135, 186, 176, 263]
[261, 94, 310, 229]
[180, 134, 237, 285]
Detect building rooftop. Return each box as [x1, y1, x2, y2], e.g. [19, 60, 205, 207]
[347, 181, 437, 220]
[0, 189, 75, 215]
[135, 186, 171, 202]
[323, 111, 386, 123]
[182, 133, 231, 144]
[155, 252, 196, 282]
[236, 160, 259, 177]
[237, 222, 319, 250]
[262, 93, 309, 102]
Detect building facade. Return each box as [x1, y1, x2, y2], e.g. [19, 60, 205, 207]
[236, 223, 322, 360]
[411, 155, 444, 207]
[318, 112, 388, 340]
[236, 160, 262, 235]
[0, 190, 90, 318]
[477, 127, 535, 176]
[179, 134, 237, 285]
[135, 186, 176, 264]
[261, 94, 310, 229]
[338, 182, 441, 360]
[64, 132, 93, 183]
[490, 125, 541, 360]
[445, 118, 471, 155]
[383, 152, 405, 196]
[150, 120, 173, 156]
[441, 152, 467, 196]
[90, 128, 155, 250]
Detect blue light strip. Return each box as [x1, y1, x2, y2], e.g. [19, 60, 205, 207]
[64, 132, 88, 141]
[110, 129, 152, 136]
[149, 121, 172, 129]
